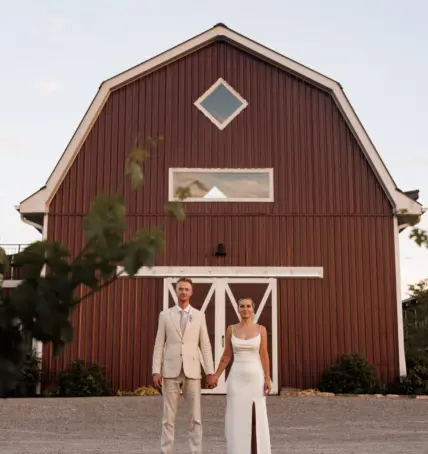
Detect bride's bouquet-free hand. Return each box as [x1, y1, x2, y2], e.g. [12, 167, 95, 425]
[264, 377, 272, 395]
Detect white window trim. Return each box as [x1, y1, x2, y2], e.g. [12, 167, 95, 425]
[194, 77, 248, 130]
[168, 167, 274, 203]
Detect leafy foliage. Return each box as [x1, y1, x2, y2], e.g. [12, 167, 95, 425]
[398, 210, 428, 248]
[409, 228, 428, 248]
[403, 279, 428, 355]
[319, 353, 385, 394]
[164, 179, 207, 221]
[44, 359, 113, 397]
[0, 136, 199, 397]
[392, 353, 428, 395]
[408, 279, 428, 300]
[6, 348, 41, 397]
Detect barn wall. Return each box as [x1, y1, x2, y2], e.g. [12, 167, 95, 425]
[43, 41, 398, 390]
[42, 278, 163, 391]
[44, 214, 397, 390]
[50, 41, 391, 218]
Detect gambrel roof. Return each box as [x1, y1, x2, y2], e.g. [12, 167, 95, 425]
[18, 23, 423, 228]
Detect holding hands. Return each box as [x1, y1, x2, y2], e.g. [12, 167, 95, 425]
[206, 374, 218, 389]
[153, 373, 218, 390]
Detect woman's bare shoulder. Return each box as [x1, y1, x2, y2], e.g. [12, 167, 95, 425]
[257, 324, 267, 333]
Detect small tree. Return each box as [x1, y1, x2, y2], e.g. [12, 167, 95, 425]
[0, 136, 204, 397]
[404, 279, 428, 355]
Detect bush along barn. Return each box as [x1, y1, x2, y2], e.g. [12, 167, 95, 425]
[9, 23, 425, 395]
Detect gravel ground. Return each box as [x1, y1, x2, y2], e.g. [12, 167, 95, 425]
[0, 395, 427, 453]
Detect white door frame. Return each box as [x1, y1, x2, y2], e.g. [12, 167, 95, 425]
[221, 277, 278, 395]
[150, 266, 324, 394]
[164, 276, 279, 395]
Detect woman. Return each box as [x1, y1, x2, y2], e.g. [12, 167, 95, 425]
[213, 297, 272, 454]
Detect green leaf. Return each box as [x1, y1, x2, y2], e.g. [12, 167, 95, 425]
[44, 242, 71, 270]
[83, 193, 126, 248]
[174, 186, 192, 201]
[121, 227, 165, 275]
[12, 242, 48, 279]
[62, 321, 74, 344]
[52, 341, 65, 358]
[408, 279, 428, 302]
[125, 160, 144, 190]
[410, 228, 428, 248]
[129, 145, 150, 164]
[71, 264, 99, 290]
[173, 180, 206, 201]
[97, 261, 117, 278]
[164, 201, 186, 221]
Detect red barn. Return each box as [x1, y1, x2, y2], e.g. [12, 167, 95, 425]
[17, 24, 424, 393]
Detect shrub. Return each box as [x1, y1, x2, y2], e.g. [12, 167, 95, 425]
[393, 354, 428, 395]
[7, 349, 41, 398]
[42, 383, 60, 397]
[56, 359, 113, 397]
[320, 353, 384, 394]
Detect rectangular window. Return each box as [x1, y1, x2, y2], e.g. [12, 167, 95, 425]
[168, 168, 274, 202]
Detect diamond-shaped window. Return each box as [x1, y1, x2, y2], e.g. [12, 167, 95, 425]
[194, 78, 248, 130]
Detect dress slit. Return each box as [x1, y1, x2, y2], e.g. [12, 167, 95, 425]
[251, 401, 257, 454]
[225, 333, 271, 453]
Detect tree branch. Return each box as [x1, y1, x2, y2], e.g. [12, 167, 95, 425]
[74, 269, 125, 304]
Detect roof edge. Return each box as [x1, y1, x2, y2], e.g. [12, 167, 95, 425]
[18, 23, 423, 216]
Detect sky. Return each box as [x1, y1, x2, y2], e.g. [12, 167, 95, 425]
[0, 0, 427, 297]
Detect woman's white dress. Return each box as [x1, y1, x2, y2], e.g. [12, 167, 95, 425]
[225, 332, 272, 454]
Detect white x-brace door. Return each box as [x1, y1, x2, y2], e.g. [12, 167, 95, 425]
[163, 277, 278, 395]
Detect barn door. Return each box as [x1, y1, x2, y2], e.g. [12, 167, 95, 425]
[220, 278, 277, 394]
[163, 277, 277, 395]
[163, 278, 224, 395]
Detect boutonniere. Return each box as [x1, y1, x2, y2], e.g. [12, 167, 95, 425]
[189, 314, 193, 323]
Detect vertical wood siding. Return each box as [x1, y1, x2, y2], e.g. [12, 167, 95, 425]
[43, 40, 398, 391]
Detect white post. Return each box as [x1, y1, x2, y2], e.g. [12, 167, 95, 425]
[35, 213, 48, 394]
[393, 217, 407, 377]
[270, 278, 278, 394]
[215, 279, 226, 393]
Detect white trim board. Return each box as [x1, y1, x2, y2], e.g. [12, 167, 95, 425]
[2, 280, 22, 288]
[17, 24, 423, 217]
[118, 266, 323, 278]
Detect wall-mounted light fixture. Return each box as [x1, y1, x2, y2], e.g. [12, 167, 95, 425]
[215, 242, 226, 257]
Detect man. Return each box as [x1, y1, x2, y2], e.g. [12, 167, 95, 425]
[152, 277, 216, 454]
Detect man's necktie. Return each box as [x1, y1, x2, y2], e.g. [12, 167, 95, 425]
[180, 310, 188, 334]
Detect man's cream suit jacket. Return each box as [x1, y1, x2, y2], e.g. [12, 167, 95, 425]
[152, 306, 215, 379]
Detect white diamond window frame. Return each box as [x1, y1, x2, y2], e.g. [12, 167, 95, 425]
[194, 78, 248, 130]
